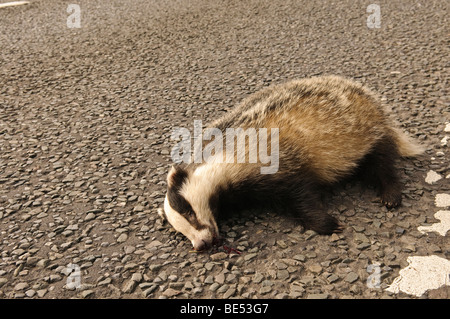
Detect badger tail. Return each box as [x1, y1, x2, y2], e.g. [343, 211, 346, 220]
[390, 128, 425, 158]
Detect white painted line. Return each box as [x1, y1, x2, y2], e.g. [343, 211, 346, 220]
[445, 123, 450, 132]
[386, 255, 450, 297]
[435, 193, 450, 207]
[0, 1, 30, 9]
[418, 210, 450, 236]
[425, 170, 442, 184]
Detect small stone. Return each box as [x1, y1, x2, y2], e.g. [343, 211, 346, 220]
[259, 286, 272, 294]
[60, 241, 73, 250]
[327, 274, 340, 283]
[276, 240, 288, 249]
[215, 272, 225, 284]
[74, 181, 85, 188]
[97, 278, 112, 286]
[117, 233, 128, 243]
[253, 273, 264, 284]
[276, 270, 290, 280]
[357, 243, 371, 250]
[205, 275, 214, 284]
[304, 230, 317, 240]
[210, 252, 228, 261]
[308, 264, 323, 274]
[122, 280, 138, 294]
[124, 246, 136, 254]
[293, 254, 306, 262]
[25, 289, 36, 298]
[329, 233, 340, 242]
[289, 284, 305, 298]
[345, 272, 359, 283]
[275, 262, 288, 270]
[163, 288, 181, 297]
[49, 274, 62, 283]
[0, 278, 7, 288]
[80, 290, 94, 298]
[205, 262, 215, 271]
[146, 240, 162, 249]
[124, 263, 138, 271]
[169, 282, 185, 290]
[209, 283, 220, 292]
[352, 226, 365, 232]
[150, 264, 163, 272]
[158, 271, 168, 281]
[244, 253, 257, 261]
[223, 287, 236, 299]
[131, 273, 143, 283]
[184, 281, 194, 290]
[63, 174, 76, 182]
[142, 285, 158, 297]
[354, 233, 369, 243]
[226, 274, 236, 283]
[85, 213, 96, 221]
[14, 282, 29, 291]
[26, 256, 39, 267]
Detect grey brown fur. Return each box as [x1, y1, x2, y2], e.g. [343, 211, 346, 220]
[162, 75, 423, 250]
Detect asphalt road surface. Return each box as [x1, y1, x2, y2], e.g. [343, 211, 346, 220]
[0, 0, 449, 299]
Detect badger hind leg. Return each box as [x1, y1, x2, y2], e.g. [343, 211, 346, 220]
[359, 135, 402, 209]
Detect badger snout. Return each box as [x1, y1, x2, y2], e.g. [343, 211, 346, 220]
[192, 239, 209, 251]
[191, 231, 222, 251]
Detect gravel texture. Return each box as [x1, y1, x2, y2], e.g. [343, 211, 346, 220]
[0, 0, 449, 299]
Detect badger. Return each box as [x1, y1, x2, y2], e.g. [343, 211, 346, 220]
[159, 75, 423, 251]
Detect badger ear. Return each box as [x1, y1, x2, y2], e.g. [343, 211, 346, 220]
[167, 165, 188, 189]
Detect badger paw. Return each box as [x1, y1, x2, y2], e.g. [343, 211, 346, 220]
[381, 192, 402, 209]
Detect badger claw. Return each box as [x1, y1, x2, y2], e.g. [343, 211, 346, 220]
[334, 224, 345, 233]
[380, 199, 400, 209]
[157, 208, 167, 223]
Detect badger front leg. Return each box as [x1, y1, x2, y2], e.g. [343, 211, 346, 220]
[289, 184, 342, 234]
[297, 206, 342, 235]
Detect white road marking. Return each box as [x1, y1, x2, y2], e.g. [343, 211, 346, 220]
[418, 210, 450, 236]
[444, 123, 450, 132]
[435, 193, 450, 208]
[425, 170, 442, 184]
[386, 255, 450, 297]
[0, 1, 29, 9]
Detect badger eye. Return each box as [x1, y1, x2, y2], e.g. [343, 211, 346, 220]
[185, 209, 194, 217]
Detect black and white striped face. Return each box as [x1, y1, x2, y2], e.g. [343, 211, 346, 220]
[160, 165, 220, 251]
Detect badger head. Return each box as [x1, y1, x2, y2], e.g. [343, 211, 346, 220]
[159, 164, 221, 251]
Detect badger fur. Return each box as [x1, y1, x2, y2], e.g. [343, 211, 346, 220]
[160, 75, 423, 251]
